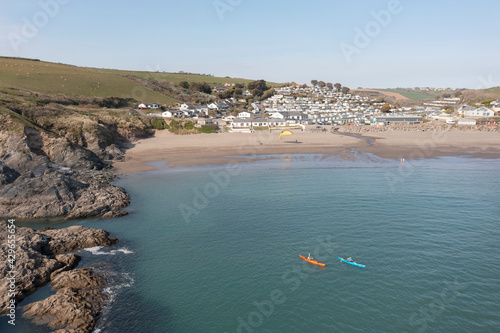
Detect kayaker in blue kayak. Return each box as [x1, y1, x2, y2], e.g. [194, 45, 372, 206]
[347, 257, 353, 262]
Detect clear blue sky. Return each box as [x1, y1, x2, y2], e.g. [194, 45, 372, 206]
[1, 0, 499, 88]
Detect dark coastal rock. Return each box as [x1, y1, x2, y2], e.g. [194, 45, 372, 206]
[0, 222, 117, 316]
[50, 254, 81, 280]
[0, 222, 60, 312]
[0, 161, 20, 184]
[0, 169, 130, 220]
[24, 268, 107, 333]
[37, 225, 118, 255]
[0, 117, 130, 221]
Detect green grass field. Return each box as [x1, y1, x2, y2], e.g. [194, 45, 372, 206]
[378, 89, 435, 100]
[485, 87, 500, 95]
[0, 57, 278, 105]
[97, 68, 271, 86]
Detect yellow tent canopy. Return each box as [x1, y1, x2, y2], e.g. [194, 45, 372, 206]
[279, 130, 293, 140]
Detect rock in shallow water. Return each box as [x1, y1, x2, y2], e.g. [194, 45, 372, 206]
[0, 222, 117, 319]
[24, 268, 108, 333]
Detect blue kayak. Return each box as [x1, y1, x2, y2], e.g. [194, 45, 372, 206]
[338, 257, 365, 268]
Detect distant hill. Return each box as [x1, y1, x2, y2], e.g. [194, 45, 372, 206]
[0, 57, 277, 106]
[353, 87, 500, 106]
[461, 87, 500, 104]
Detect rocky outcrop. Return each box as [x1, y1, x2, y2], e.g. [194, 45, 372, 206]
[0, 115, 130, 220]
[37, 226, 117, 255]
[24, 269, 107, 333]
[0, 222, 116, 315]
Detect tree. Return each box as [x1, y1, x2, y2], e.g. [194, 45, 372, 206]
[318, 81, 326, 88]
[179, 81, 189, 89]
[334, 83, 342, 92]
[311, 80, 318, 87]
[442, 93, 451, 99]
[341, 86, 350, 94]
[454, 90, 462, 98]
[261, 88, 275, 100]
[234, 88, 243, 97]
[327, 82, 333, 90]
[380, 104, 391, 113]
[247, 80, 269, 99]
[301, 84, 308, 88]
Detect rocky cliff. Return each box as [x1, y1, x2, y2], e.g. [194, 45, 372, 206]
[0, 221, 117, 332]
[0, 115, 130, 220]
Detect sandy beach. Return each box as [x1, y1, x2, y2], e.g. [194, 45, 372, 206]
[112, 128, 500, 174]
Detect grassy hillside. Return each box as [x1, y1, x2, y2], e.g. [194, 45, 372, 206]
[485, 87, 500, 95]
[378, 89, 435, 101]
[0, 57, 177, 105]
[0, 57, 279, 106]
[97, 69, 269, 86]
[461, 87, 500, 104]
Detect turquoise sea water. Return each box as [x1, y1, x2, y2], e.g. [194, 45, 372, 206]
[3, 154, 500, 333]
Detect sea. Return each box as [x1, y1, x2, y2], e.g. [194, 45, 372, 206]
[3, 153, 500, 333]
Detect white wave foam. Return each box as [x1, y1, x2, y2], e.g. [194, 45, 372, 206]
[102, 273, 135, 305]
[83, 246, 134, 256]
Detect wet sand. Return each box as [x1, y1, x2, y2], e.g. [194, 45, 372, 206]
[112, 129, 500, 174]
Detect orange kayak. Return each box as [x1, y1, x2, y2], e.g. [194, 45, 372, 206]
[299, 255, 325, 267]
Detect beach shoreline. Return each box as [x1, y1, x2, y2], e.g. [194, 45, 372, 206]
[112, 128, 500, 174]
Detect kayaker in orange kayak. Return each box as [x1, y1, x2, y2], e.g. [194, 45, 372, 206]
[300, 254, 326, 267]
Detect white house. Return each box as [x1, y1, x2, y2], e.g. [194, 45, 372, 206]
[162, 110, 183, 118]
[231, 119, 253, 128]
[463, 106, 494, 117]
[458, 119, 477, 126]
[180, 103, 198, 111]
[238, 111, 252, 119]
[267, 118, 287, 127]
[139, 103, 161, 109]
[196, 105, 210, 116]
[222, 115, 236, 122]
[243, 90, 252, 96]
[197, 119, 215, 126]
[269, 112, 285, 119]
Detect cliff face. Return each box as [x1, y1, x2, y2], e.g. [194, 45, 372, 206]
[0, 115, 130, 220]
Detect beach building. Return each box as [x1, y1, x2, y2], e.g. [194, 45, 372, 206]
[237, 111, 252, 119]
[138, 103, 161, 109]
[180, 103, 198, 111]
[231, 119, 254, 129]
[196, 119, 216, 126]
[457, 119, 477, 126]
[267, 119, 287, 127]
[372, 116, 423, 126]
[162, 110, 183, 118]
